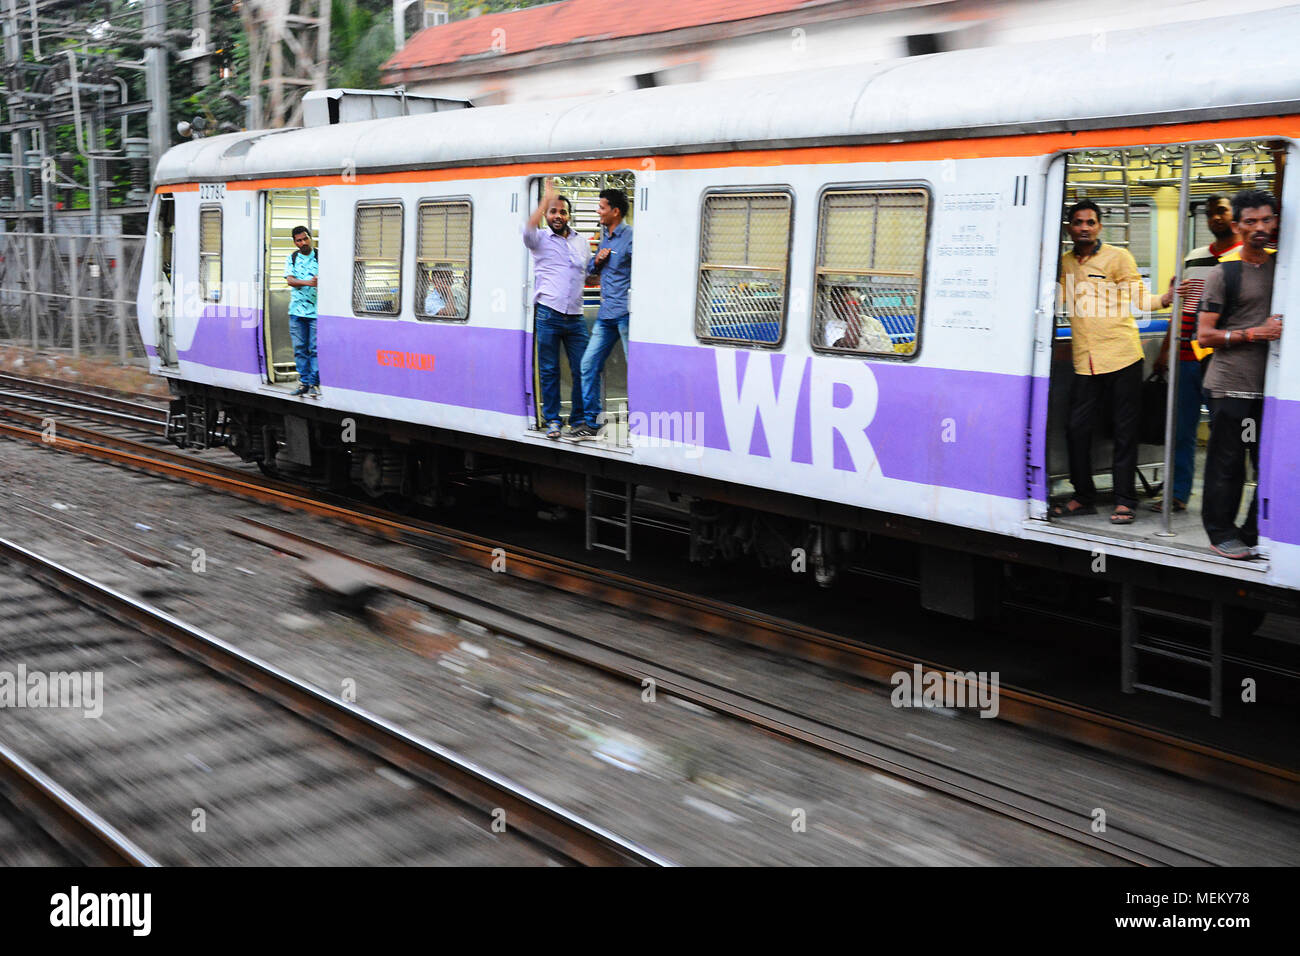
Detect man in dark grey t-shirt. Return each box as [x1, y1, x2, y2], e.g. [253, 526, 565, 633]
[1196, 189, 1284, 559]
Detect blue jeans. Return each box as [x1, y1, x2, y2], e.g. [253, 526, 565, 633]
[1170, 358, 1204, 503]
[580, 315, 629, 428]
[535, 304, 589, 426]
[289, 314, 318, 386]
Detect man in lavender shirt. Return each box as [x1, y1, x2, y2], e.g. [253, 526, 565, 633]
[523, 178, 591, 439]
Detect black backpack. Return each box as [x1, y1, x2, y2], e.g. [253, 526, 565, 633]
[1200, 259, 1243, 370]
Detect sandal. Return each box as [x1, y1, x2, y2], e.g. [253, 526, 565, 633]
[546, 422, 562, 440]
[1148, 498, 1187, 513]
[1050, 499, 1097, 518]
[1110, 506, 1136, 525]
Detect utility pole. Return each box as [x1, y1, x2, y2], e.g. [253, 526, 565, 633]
[5, 0, 28, 224]
[144, 0, 170, 171]
[395, 0, 448, 50]
[194, 0, 211, 87]
[394, 0, 415, 51]
[243, 0, 331, 129]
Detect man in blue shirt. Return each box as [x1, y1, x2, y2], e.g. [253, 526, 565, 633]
[284, 225, 320, 397]
[572, 188, 632, 440]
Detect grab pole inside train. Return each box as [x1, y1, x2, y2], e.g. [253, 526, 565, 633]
[1156, 145, 1192, 538]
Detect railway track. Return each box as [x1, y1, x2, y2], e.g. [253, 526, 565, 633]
[0, 372, 167, 435]
[234, 516, 1224, 866]
[0, 536, 667, 866]
[0, 739, 139, 866]
[1, 377, 1296, 817]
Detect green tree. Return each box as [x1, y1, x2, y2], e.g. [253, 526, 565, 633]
[331, 0, 396, 89]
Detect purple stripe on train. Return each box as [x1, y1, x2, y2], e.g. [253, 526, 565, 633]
[318, 315, 532, 417]
[1027, 375, 1051, 504]
[171, 309, 532, 417]
[176, 305, 263, 375]
[1261, 396, 1300, 546]
[163, 308, 1300, 542]
[629, 342, 1028, 500]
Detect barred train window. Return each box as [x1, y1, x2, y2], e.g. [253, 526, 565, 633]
[352, 203, 403, 315]
[813, 188, 928, 356]
[415, 200, 471, 321]
[694, 191, 792, 345]
[199, 206, 222, 303]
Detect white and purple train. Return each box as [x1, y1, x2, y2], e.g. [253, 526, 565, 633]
[139, 12, 1300, 642]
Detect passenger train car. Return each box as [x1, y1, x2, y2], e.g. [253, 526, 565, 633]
[139, 12, 1300, 654]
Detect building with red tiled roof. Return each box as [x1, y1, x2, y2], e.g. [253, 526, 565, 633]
[380, 0, 976, 103]
[380, 0, 1286, 106]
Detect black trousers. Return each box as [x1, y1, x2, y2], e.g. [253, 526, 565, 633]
[1202, 396, 1263, 547]
[1066, 358, 1144, 509]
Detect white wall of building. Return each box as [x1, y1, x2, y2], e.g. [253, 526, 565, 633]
[402, 0, 1300, 105]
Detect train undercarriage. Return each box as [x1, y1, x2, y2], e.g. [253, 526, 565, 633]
[167, 381, 1291, 673]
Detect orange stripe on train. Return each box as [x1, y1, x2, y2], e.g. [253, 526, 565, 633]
[155, 115, 1300, 194]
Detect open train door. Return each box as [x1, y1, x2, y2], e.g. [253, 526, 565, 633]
[154, 193, 177, 366]
[1029, 138, 1289, 566]
[1025, 154, 1067, 520]
[261, 188, 320, 384]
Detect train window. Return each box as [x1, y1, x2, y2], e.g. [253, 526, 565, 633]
[352, 202, 404, 316]
[694, 190, 792, 346]
[198, 205, 222, 303]
[414, 199, 471, 321]
[812, 188, 929, 357]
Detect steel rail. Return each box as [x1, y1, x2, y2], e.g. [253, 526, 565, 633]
[0, 739, 159, 866]
[0, 372, 168, 421]
[0, 535, 669, 867]
[0, 388, 167, 432]
[0, 404, 172, 446]
[3, 416, 1297, 811]
[0, 371, 163, 407]
[234, 517, 1213, 866]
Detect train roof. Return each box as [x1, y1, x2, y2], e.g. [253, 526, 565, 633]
[155, 8, 1300, 185]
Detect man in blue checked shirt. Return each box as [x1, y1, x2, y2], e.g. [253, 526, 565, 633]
[285, 225, 320, 398]
[572, 188, 632, 441]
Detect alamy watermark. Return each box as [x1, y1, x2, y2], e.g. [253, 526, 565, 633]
[627, 411, 705, 459]
[890, 664, 999, 718]
[0, 665, 103, 718]
[50, 886, 150, 936]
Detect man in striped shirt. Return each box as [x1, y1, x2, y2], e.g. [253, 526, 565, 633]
[1152, 195, 1239, 512]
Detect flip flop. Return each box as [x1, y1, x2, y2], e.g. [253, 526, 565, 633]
[1110, 506, 1136, 524]
[1148, 498, 1187, 513]
[1050, 500, 1097, 518]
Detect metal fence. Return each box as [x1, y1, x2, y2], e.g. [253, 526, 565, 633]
[0, 232, 147, 362]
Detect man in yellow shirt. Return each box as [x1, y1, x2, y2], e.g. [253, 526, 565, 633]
[1053, 200, 1174, 524]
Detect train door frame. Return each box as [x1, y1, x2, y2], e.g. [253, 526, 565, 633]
[1029, 137, 1290, 562]
[154, 193, 178, 366]
[261, 187, 320, 385]
[523, 171, 636, 443]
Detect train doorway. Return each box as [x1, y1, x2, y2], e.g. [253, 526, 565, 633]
[1035, 139, 1287, 560]
[525, 171, 635, 445]
[154, 194, 177, 365]
[262, 188, 320, 384]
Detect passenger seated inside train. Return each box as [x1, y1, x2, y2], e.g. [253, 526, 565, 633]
[422, 267, 468, 318]
[821, 287, 893, 351]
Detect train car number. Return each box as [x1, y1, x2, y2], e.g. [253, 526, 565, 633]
[199, 183, 226, 200]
